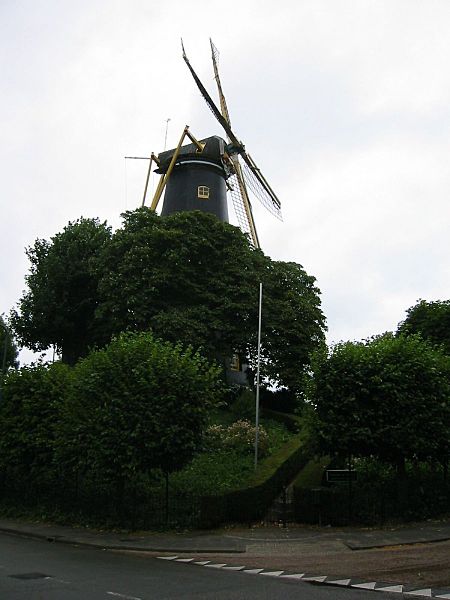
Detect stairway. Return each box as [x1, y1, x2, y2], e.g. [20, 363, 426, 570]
[263, 483, 295, 526]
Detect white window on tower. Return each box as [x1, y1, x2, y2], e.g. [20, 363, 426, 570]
[198, 185, 210, 199]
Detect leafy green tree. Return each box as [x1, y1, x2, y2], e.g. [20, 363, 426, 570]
[11, 218, 112, 365]
[0, 316, 18, 372]
[11, 208, 326, 390]
[96, 209, 262, 356]
[96, 209, 326, 392]
[56, 331, 223, 497]
[398, 299, 450, 354]
[310, 334, 450, 474]
[260, 260, 326, 392]
[0, 362, 72, 497]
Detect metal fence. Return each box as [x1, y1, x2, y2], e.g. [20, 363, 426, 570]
[293, 477, 450, 526]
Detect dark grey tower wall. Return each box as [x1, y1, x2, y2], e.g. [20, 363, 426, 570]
[158, 135, 229, 222]
[160, 160, 229, 221]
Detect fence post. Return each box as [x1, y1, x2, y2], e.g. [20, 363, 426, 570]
[347, 454, 353, 524]
[165, 472, 169, 526]
[282, 485, 287, 528]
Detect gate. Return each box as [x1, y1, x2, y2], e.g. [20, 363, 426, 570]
[263, 484, 295, 527]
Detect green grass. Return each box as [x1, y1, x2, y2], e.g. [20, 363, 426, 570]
[170, 451, 254, 495]
[170, 411, 296, 496]
[293, 456, 330, 489]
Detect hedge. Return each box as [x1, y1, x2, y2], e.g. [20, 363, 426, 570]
[294, 475, 450, 526]
[260, 408, 302, 433]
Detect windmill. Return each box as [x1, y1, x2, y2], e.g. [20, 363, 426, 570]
[142, 39, 282, 249]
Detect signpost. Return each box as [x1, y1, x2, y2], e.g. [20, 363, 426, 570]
[326, 469, 357, 484]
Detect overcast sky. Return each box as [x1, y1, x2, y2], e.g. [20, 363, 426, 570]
[1, 0, 449, 364]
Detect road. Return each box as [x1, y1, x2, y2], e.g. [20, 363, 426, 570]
[0, 532, 397, 600]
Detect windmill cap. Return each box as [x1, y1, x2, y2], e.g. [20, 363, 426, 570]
[156, 135, 227, 174]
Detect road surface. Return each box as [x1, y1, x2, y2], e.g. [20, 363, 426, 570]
[0, 532, 396, 599]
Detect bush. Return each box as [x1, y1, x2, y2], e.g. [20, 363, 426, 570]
[170, 450, 254, 496]
[0, 362, 72, 499]
[229, 387, 256, 420]
[56, 331, 224, 496]
[293, 456, 450, 526]
[205, 419, 269, 457]
[310, 333, 450, 471]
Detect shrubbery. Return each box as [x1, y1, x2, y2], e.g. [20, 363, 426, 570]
[0, 332, 223, 522]
[206, 420, 269, 457]
[0, 362, 72, 500]
[294, 457, 450, 526]
[309, 333, 450, 474]
[229, 387, 256, 420]
[58, 332, 222, 484]
[0, 327, 302, 528]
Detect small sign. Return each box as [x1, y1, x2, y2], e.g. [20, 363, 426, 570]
[326, 469, 357, 483]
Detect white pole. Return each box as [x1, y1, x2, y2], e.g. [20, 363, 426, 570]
[254, 282, 263, 470]
[164, 118, 171, 151]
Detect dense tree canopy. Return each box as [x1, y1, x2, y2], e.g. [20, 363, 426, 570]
[310, 333, 450, 471]
[96, 209, 326, 391]
[95, 209, 260, 359]
[11, 218, 112, 365]
[0, 334, 222, 517]
[0, 362, 71, 493]
[11, 208, 326, 391]
[398, 299, 450, 354]
[57, 331, 223, 486]
[0, 316, 18, 372]
[259, 259, 325, 391]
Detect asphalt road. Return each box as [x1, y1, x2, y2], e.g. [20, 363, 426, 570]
[0, 532, 397, 600]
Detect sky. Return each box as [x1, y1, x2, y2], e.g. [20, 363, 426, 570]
[1, 0, 449, 364]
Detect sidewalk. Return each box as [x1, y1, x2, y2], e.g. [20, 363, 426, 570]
[0, 518, 245, 553]
[1, 517, 449, 553]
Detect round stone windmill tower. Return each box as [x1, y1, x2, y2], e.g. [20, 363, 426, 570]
[157, 135, 229, 222]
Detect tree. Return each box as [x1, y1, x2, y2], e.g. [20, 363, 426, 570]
[310, 334, 450, 474]
[11, 218, 112, 365]
[11, 208, 326, 390]
[259, 260, 326, 392]
[398, 299, 450, 354]
[0, 362, 72, 497]
[56, 332, 223, 497]
[96, 208, 262, 356]
[0, 316, 18, 372]
[96, 208, 326, 391]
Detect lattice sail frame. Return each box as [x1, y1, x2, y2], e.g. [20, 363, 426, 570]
[182, 39, 282, 248]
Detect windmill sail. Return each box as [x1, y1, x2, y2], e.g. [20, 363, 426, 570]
[182, 39, 282, 247]
[241, 158, 282, 219]
[181, 40, 240, 150]
[209, 39, 261, 246]
[210, 40, 232, 129]
[228, 174, 253, 238]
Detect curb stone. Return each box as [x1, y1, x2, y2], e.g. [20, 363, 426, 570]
[156, 555, 450, 597]
[0, 526, 245, 554]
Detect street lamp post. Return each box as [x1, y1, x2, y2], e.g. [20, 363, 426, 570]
[254, 282, 263, 470]
[0, 321, 9, 403]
